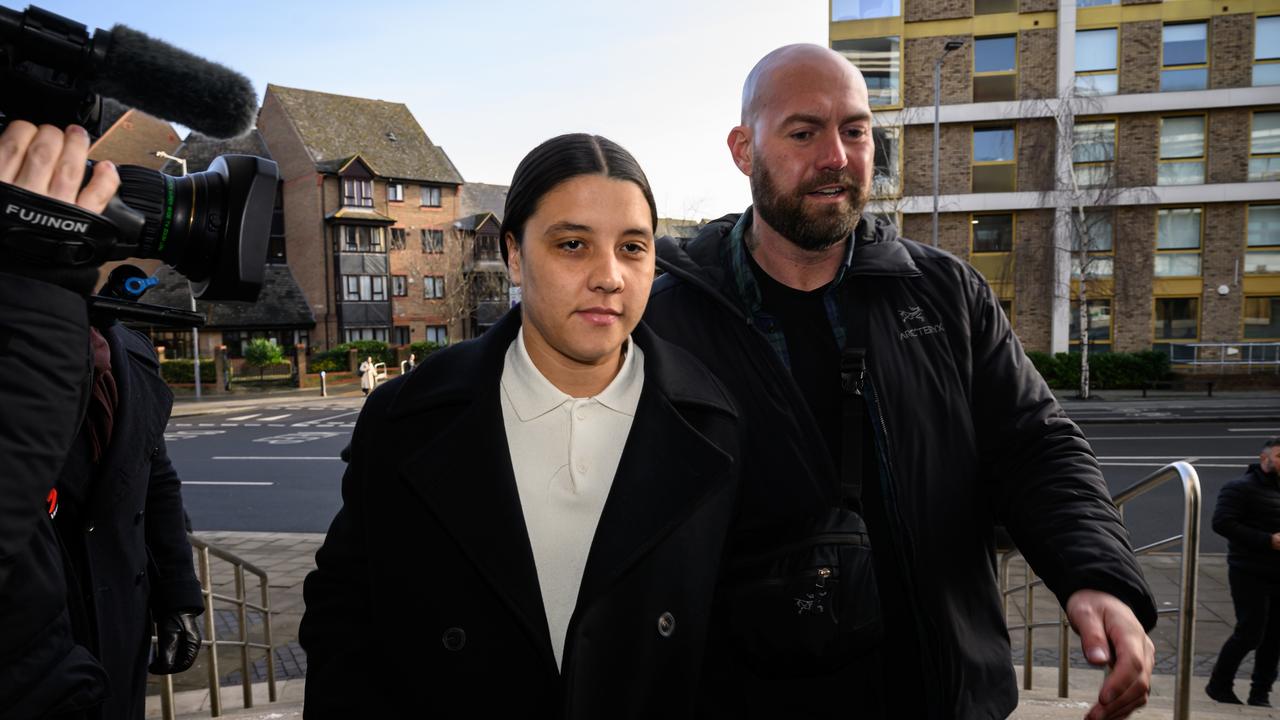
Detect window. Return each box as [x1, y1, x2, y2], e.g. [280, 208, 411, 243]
[1074, 29, 1118, 96]
[975, 0, 1016, 15]
[341, 177, 373, 208]
[972, 213, 1013, 253]
[831, 0, 899, 20]
[337, 225, 384, 252]
[872, 125, 901, 196]
[1154, 297, 1199, 340]
[421, 186, 442, 207]
[341, 274, 387, 302]
[1072, 120, 1115, 188]
[972, 126, 1016, 192]
[388, 183, 404, 202]
[344, 327, 389, 343]
[1250, 111, 1280, 182]
[999, 299, 1015, 327]
[423, 275, 445, 299]
[389, 227, 407, 250]
[1246, 204, 1280, 274]
[421, 228, 444, 253]
[1158, 116, 1205, 185]
[425, 325, 449, 345]
[833, 37, 900, 107]
[1071, 209, 1115, 278]
[393, 326, 411, 346]
[1155, 208, 1202, 277]
[1244, 296, 1280, 339]
[1161, 23, 1208, 92]
[474, 234, 502, 262]
[974, 36, 1017, 102]
[1256, 17, 1280, 86]
[1077, 0, 1117, 6]
[1069, 299, 1113, 350]
[391, 275, 408, 296]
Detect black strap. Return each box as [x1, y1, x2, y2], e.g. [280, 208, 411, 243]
[838, 282, 872, 512]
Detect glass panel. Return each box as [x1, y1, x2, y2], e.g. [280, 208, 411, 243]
[975, 0, 1017, 13]
[1255, 63, 1280, 87]
[1071, 255, 1114, 278]
[872, 126, 901, 196]
[1154, 253, 1202, 276]
[1073, 121, 1115, 163]
[1071, 210, 1114, 252]
[1075, 73, 1118, 96]
[973, 214, 1014, 252]
[1154, 297, 1199, 340]
[1251, 157, 1280, 182]
[1163, 23, 1207, 66]
[973, 127, 1015, 162]
[832, 0, 900, 20]
[1069, 300, 1113, 341]
[1075, 29, 1118, 72]
[1245, 252, 1280, 274]
[1253, 112, 1280, 154]
[1161, 68, 1208, 91]
[1244, 297, 1280, 338]
[1073, 163, 1112, 188]
[973, 73, 1017, 102]
[1160, 116, 1204, 158]
[975, 36, 1016, 73]
[1158, 161, 1205, 185]
[972, 163, 1017, 192]
[1078, 0, 1117, 5]
[1249, 205, 1280, 247]
[1157, 208, 1202, 249]
[1257, 17, 1280, 60]
[833, 37, 900, 106]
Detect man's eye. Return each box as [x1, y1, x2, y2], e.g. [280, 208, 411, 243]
[559, 239, 584, 251]
[845, 128, 867, 139]
[621, 242, 647, 255]
[791, 131, 813, 140]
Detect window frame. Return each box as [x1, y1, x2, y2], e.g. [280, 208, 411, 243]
[1157, 113, 1207, 186]
[1245, 203, 1280, 275]
[387, 182, 404, 203]
[1249, 109, 1280, 182]
[425, 324, 449, 345]
[1242, 295, 1280, 340]
[423, 275, 446, 299]
[1154, 206, 1204, 278]
[1160, 21, 1209, 92]
[1152, 295, 1201, 343]
[1070, 208, 1116, 279]
[1072, 117, 1117, 189]
[971, 124, 1018, 192]
[1074, 27, 1120, 96]
[831, 0, 901, 21]
[973, 35, 1018, 102]
[832, 36, 902, 108]
[341, 177, 374, 208]
[1255, 16, 1280, 87]
[872, 124, 903, 197]
[421, 185, 443, 208]
[1069, 297, 1115, 348]
[391, 274, 408, 297]
[421, 228, 445, 254]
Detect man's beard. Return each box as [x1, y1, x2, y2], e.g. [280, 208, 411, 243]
[751, 162, 866, 251]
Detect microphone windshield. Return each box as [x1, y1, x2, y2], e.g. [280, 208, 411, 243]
[93, 25, 258, 139]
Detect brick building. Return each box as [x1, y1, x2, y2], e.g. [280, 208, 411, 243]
[832, 0, 1280, 355]
[257, 84, 466, 350]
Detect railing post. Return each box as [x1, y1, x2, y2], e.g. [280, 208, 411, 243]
[1024, 563, 1034, 690]
[236, 566, 251, 709]
[1058, 611, 1070, 698]
[1173, 461, 1202, 720]
[198, 547, 221, 717]
[262, 578, 277, 702]
[162, 673, 175, 720]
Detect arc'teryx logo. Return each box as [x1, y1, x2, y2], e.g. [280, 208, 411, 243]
[5, 203, 90, 234]
[897, 305, 944, 340]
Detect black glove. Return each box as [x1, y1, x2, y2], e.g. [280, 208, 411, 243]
[150, 611, 202, 674]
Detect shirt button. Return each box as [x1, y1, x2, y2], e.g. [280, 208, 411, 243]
[575, 409, 586, 421]
[576, 461, 587, 474]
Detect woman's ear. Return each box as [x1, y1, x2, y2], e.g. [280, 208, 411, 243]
[506, 233, 523, 287]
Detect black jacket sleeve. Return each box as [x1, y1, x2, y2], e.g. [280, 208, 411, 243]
[145, 439, 204, 614]
[965, 266, 1157, 631]
[1213, 480, 1274, 552]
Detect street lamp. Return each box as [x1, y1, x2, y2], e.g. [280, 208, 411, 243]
[932, 39, 965, 248]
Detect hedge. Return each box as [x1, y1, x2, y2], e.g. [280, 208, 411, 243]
[407, 341, 445, 359]
[1024, 350, 1171, 390]
[160, 359, 217, 384]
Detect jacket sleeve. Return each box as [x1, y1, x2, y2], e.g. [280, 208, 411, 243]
[1212, 481, 1274, 551]
[965, 266, 1157, 631]
[145, 439, 204, 614]
[299, 408, 376, 717]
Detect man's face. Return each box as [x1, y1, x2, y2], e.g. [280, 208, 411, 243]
[1261, 445, 1280, 475]
[738, 56, 874, 251]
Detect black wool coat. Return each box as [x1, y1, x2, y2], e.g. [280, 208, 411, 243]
[300, 310, 741, 719]
[1213, 464, 1280, 584]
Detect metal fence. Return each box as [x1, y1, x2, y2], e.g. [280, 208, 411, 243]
[1167, 342, 1280, 373]
[156, 534, 277, 719]
[1000, 460, 1202, 720]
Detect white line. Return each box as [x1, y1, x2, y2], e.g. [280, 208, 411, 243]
[219, 423, 239, 427]
[269, 423, 285, 427]
[1101, 462, 1243, 468]
[1088, 435, 1275, 440]
[294, 410, 361, 426]
[245, 423, 261, 427]
[1229, 428, 1280, 432]
[257, 414, 292, 422]
[226, 413, 262, 421]
[1097, 456, 1254, 460]
[198, 423, 215, 427]
[183, 481, 274, 486]
[174, 423, 191, 427]
[211, 456, 341, 461]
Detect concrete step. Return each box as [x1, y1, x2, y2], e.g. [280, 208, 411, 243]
[146, 678, 303, 720]
[1012, 666, 1279, 719]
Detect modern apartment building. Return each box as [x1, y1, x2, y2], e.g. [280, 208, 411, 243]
[832, 0, 1280, 355]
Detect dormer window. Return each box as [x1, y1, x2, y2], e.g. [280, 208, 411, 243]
[342, 177, 373, 208]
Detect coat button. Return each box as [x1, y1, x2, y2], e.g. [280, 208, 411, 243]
[135, 569, 146, 584]
[134, 510, 145, 524]
[442, 627, 466, 651]
[86, 522, 95, 533]
[657, 612, 675, 638]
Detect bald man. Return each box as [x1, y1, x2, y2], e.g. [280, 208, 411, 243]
[646, 44, 1157, 720]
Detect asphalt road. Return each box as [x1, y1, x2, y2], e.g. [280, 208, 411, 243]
[168, 402, 1277, 549]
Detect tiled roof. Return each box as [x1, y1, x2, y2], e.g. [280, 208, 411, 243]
[162, 129, 272, 175]
[453, 212, 499, 232]
[457, 182, 508, 219]
[141, 264, 315, 330]
[266, 84, 463, 185]
[89, 104, 180, 169]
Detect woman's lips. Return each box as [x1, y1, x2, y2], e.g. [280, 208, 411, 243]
[577, 308, 622, 326]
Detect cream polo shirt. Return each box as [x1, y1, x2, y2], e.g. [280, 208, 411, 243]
[499, 327, 645, 670]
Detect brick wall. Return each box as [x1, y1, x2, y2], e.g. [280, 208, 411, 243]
[1019, 0, 1056, 13]
[1113, 206, 1155, 352]
[388, 185, 465, 343]
[1013, 209, 1055, 351]
[905, 0, 971, 23]
[1210, 14, 1254, 89]
[1201, 203, 1246, 342]
[1119, 21, 1160, 95]
[1018, 29, 1058, 100]
[1208, 108, 1251, 184]
[903, 36, 973, 107]
[1116, 114, 1158, 188]
[903, 123, 971, 196]
[902, 211, 970, 257]
[1017, 118, 1057, 192]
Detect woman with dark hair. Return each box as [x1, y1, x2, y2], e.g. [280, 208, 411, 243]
[300, 134, 741, 718]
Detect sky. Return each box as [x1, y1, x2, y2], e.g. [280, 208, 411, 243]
[34, 0, 830, 220]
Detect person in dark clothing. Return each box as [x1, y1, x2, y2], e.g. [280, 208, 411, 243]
[0, 121, 203, 720]
[644, 44, 1157, 720]
[1206, 437, 1280, 707]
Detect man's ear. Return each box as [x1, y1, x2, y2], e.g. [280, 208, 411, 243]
[727, 126, 753, 177]
[505, 232, 523, 287]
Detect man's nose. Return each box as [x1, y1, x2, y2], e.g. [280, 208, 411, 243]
[815, 131, 849, 172]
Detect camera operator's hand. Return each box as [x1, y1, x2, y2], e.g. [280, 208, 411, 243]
[0, 120, 119, 212]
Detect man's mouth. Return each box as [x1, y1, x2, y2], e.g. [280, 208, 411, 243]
[806, 185, 849, 199]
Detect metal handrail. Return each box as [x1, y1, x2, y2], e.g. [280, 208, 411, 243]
[158, 533, 277, 719]
[1000, 460, 1201, 720]
[1168, 341, 1280, 373]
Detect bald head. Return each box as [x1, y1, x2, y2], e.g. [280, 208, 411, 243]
[740, 44, 868, 127]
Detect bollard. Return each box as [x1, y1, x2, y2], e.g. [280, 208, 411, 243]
[320, 370, 327, 397]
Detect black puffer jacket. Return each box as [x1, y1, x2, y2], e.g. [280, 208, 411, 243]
[646, 212, 1157, 720]
[1213, 464, 1280, 583]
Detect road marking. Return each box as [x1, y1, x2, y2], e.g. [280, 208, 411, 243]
[226, 413, 262, 421]
[1088, 435, 1275, 441]
[1229, 428, 1280, 432]
[293, 410, 361, 426]
[164, 430, 227, 441]
[252, 432, 342, 445]
[198, 423, 215, 427]
[1101, 462, 1243, 468]
[212, 456, 341, 461]
[256, 414, 292, 422]
[1097, 456, 1255, 460]
[183, 481, 274, 486]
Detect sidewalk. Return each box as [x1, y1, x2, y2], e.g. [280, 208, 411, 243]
[1055, 389, 1280, 424]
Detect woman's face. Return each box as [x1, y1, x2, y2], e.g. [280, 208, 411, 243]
[507, 174, 655, 372]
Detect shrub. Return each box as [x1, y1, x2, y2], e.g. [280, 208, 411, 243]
[308, 351, 347, 373]
[1025, 350, 1172, 390]
[160, 359, 216, 384]
[407, 340, 445, 359]
[336, 340, 395, 366]
[243, 339, 287, 379]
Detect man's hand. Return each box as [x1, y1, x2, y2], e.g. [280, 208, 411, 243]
[1271, 532, 1280, 551]
[1066, 589, 1154, 720]
[149, 611, 202, 674]
[0, 120, 119, 212]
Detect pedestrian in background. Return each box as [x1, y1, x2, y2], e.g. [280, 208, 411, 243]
[1207, 437, 1280, 707]
[358, 356, 375, 396]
